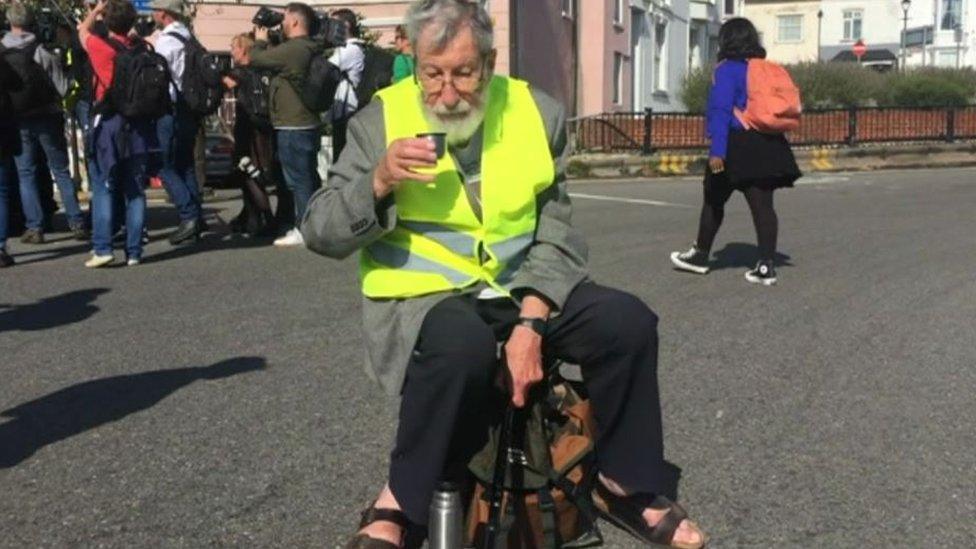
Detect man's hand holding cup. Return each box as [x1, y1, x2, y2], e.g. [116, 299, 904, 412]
[372, 137, 442, 199]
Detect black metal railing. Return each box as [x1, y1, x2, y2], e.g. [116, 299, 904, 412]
[570, 105, 976, 154]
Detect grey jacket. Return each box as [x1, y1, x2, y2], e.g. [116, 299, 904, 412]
[0, 31, 69, 115]
[301, 86, 589, 395]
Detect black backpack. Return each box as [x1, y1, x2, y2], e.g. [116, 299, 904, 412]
[164, 32, 223, 118]
[299, 55, 342, 113]
[101, 37, 171, 120]
[236, 67, 273, 130]
[353, 44, 394, 109]
[0, 42, 59, 115]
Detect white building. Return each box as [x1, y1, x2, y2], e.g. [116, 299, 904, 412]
[743, 0, 822, 63]
[630, 0, 733, 112]
[818, 0, 974, 68]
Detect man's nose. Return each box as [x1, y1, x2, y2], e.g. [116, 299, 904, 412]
[440, 84, 460, 109]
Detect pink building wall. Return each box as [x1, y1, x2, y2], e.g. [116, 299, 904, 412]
[578, 0, 632, 115]
[191, 1, 621, 115]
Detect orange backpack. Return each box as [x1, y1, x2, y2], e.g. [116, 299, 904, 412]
[733, 59, 802, 133]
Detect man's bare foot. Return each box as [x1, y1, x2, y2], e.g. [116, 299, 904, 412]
[357, 484, 404, 545]
[599, 474, 705, 548]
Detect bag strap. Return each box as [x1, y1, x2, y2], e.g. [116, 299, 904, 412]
[537, 488, 560, 549]
[163, 31, 188, 44]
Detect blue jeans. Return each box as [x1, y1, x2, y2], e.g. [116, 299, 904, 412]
[0, 156, 12, 251]
[13, 113, 85, 229]
[73, 100, 99, 187]
[156, 106, 201, 222]
[91, 154, 148, 259]
[275, 128, 321, 224]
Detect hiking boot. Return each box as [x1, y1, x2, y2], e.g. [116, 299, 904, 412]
[168, 219, 201, 245]
[0, 249, 13, 268]
[71, 223, 90, 241]
[670, 245, 710, 275]
[745, 260, 777, 286]
[20, 229, 44, 245]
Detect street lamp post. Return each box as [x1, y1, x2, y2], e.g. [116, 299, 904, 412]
[901, 0, 911, 70]
[817, 10, 824, 62]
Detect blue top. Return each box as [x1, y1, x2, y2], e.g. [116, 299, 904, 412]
[706, 60, 748, 159]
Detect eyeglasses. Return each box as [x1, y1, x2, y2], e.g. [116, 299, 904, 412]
[415, 65, 486, 94]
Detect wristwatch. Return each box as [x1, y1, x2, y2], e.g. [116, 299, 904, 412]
[516, 317, 548, 337]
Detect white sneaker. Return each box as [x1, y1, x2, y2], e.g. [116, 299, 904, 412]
[273, 228, 305, 248]
[127, 258, 141, 267]
[85, 254, 114, 268]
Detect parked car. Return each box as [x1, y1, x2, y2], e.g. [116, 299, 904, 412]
[204, 133, 235, 185]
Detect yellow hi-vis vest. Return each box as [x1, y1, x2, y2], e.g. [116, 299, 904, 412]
[360, 76, 554, 299]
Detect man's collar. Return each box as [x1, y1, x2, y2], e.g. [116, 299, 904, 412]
[162, 21, 186, 33]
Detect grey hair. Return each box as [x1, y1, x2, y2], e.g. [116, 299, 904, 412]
[406, 0, 494, 59]
[5, 2, 34, 28]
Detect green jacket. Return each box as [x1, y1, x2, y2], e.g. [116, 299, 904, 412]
[250, 36, 322, 128]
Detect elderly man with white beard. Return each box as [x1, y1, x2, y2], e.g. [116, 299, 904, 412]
[301, 1, 708, 547]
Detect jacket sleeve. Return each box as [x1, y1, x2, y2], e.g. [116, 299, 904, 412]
[300, 101, 397, 259]
[248, 40, 289, 72]
[509, 100, 589, 312]
[706, 62, 738, 159]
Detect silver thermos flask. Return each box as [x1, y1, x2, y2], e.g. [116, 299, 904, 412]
[428, 481, 464, 549]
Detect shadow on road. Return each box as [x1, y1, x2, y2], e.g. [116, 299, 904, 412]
[0, 356, 266, 468]
[0, 288, 110, 333]
[710, 242, 793, 271]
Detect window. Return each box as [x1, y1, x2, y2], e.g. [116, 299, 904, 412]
[561, 0, 573, 18]
[777, 15, 803, 42]
[654, 22, 668, 91]
[843, 10, 863, 41]
[613, 52, 624, 105]
[937, 50, 958, 67]
[724, 0, 736, 16]
[614, 0, 624, 25]
[941, 0, 962, 30]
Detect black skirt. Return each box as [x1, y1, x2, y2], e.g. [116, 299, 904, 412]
[722, 130, 802, 189]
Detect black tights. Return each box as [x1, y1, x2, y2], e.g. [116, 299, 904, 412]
[696, 177, 778, 261]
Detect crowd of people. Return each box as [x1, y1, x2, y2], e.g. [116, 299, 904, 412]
[0, 0, 414, 268]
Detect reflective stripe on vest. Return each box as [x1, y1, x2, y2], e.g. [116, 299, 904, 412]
[360, 76, 554, 299]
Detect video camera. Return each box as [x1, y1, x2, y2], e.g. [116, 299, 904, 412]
[133, 16, 155, 38]
[312, 11, 348, 48]
[252, 7, 284, 44]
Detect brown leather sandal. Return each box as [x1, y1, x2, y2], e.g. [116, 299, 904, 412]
[344, 505, 411, 549]
[592, 482, 709, 548]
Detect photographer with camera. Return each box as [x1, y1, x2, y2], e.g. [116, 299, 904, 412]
[326, 9, 364, 162]
[222, 32, 289, 239]
[242, 2, 323, 248]
[2, 1, 86, 244]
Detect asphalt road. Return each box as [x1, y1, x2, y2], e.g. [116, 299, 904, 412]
[2, 167, 975, 548]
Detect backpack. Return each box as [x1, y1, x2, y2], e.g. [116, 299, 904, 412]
[100, 37, 171, 120]
[164, 32, 223, 118]
[236, 67, 273, 130]
[353, 44, 394, 109]
[733, 59, 802, 134]
[0, 42, 59, 115]
[465, 382, 604, 548]
[299, 55, 342, 113]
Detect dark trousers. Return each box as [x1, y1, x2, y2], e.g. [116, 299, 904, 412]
[389, 282, 666, 524]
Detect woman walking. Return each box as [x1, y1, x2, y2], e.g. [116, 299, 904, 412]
[670, 18, 801, 286]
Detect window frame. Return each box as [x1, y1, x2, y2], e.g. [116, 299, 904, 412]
[613, 52, 624, 105]
[842, 9, 863, 42]
[777, 14, 804, 43]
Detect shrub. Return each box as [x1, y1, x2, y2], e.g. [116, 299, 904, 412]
[679, 63, 976, 111]
[787, 62, 885, 108]
[680, 65, 712, 114]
